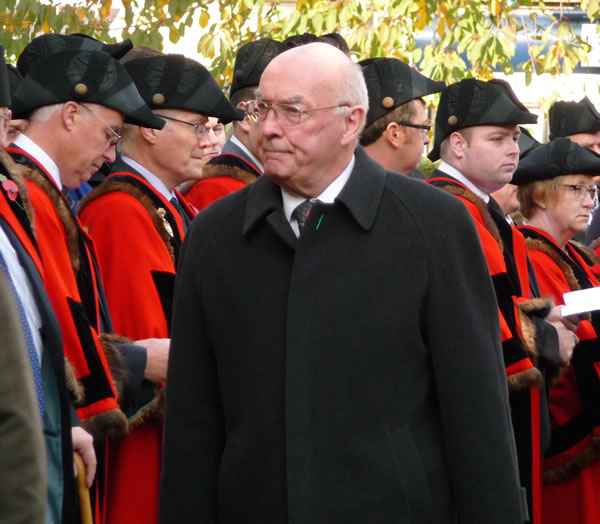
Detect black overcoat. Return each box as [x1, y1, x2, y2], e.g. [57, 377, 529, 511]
[160, 148, 525, 523]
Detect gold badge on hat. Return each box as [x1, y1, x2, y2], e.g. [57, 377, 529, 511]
[152, 93, 166, 106]
[447, 115, 458, 126]
[382, 96, 394, 109]
[74, 83, 88, 96]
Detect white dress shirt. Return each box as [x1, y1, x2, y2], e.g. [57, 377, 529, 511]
[438, 160, 490, 203]
[14, 133, 62, 190]
[0, 228, 43, 361]
[121, 155, 176, 201]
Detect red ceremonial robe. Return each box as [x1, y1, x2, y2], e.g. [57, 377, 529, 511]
[184, 151, 260, 211]
[428, 173, 561, 524]
[520, 225, 600, 524]
[6, 145, 131, 522]
[78, 162, 195, 524]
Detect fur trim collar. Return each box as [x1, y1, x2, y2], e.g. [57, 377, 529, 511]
[525, 238, 580, 291]
[438, 184, 503, 253]
[78, 181, 176, 263]
[202, 163, 259, 185]
[0, 149, 36, 226]
[22, 167, 81, 276]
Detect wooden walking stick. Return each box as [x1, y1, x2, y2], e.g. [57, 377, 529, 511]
[74, 451, 94, 524]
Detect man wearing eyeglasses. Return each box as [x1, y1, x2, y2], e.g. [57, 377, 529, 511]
[183, 38, 282, 211]
[160, 43, 526, 524]
[427, 78, 581, 524]
[77, 53, 243, 524]
[358, 57, 445, 179]
[7, 48, 169, 523]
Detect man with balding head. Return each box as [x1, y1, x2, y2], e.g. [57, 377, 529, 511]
[160, 43, 524, 523]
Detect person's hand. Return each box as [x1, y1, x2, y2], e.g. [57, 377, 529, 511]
[545, 306, 582, 365]
[71, 426, 96, 488]
[134, 338, 170, 383]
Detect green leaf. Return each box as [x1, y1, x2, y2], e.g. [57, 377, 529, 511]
[557, 21, 568, 40]
[326, 6, 336, 33]
[312, 11, 323, 34]
[378, 22, 389, 45]
[411, 47, 422, 64]
[169, 25, 180, 43]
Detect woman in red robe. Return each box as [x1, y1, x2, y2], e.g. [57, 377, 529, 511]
[514, 137, 600, 524]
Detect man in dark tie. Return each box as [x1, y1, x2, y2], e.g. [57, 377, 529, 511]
[0, 44, 95, 524]
[183, 38, 282, 210]
[76, 53, 243, 524]
[427, 78, 579, 524]
[160, 43, 526, 524]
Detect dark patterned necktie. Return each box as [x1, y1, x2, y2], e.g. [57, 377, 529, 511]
[170, 196, 191, 232]
[0, 249, 45, 417]
[292, 199, 318, 235]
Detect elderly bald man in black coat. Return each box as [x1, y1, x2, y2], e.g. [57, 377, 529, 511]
[160, 43, 527, 524]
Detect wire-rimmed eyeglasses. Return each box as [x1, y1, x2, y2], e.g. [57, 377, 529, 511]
[558, 183, 598, 201]
[81, 104, 122, 147]
[155, 114, 210, 136]
[246, 100, 350, 127]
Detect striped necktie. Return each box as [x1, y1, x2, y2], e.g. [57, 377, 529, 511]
[0, 249, 45, 417]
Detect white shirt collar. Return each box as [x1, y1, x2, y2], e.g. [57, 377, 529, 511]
[281, 154, 355, 235]
[230, 135, 264, 173]
[14, 133, 62, 190]
[438, 160, 490, 203]
[121, 155, 175, 201]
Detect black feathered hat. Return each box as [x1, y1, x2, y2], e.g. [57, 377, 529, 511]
[17, 33, 133, 76]
[518, 126, 542, 159]
[359, 57, 445, 128]
[230, 38, 282, 97]
[430, 78, 537, 161]
[123, 54, 244, 124]
[548, 97, 600, 140]
[12, 49, 164, 129]
[512, 137, 600, 185]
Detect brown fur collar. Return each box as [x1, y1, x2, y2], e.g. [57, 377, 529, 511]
[128, 386, 165, 430]
[507, 367, 543, 391]
[64, 358, 84, 404]
[589, 237, 600, 253]
[514, 295, 555, 381]
[99, 333, 131, 405]
[439, 185, 503, 252]
[571, 240, 600, 267]
[525, 238, 580, 291]
[99, 333, 165, 429]
[202, 163, 258, 185]
[544, 436, 600, 484]
[78, 181, 175, 263]
[81, 408, 128, 440]
[22, 167, 80, 276]
[0, 149, 35, 226]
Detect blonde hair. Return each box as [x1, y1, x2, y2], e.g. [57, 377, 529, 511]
[516, 177, 561, 219]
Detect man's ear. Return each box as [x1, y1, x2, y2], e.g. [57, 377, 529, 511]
[382, 122, 401, 149]
[140, 125, 160, 145]
[237, 101, 254, 133]
[340, 105, 366, 147]
[449, 131, 467, 159]
[62, 101, 79, 132]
